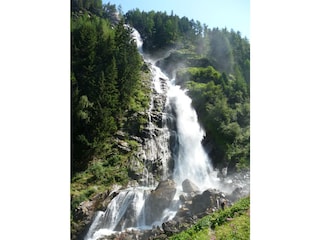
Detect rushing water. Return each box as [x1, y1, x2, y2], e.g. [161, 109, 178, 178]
[84, 27, 245, 240]
[166, 83, 218, 190]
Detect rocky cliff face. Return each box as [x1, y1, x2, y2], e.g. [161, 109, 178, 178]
[72, 186, 122, 240]
[72, 61, 171, 240]
[127, 61, 172, 187]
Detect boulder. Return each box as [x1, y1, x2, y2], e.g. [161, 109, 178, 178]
[179, 194, 187, 203]
[175, 207, 191, 219]
[144, 179, 177, 224]
[228, 187, 243, 202]
[182, 179, 200, 193]
[162, 220, 179, 236]
[189, 189, 217, 216]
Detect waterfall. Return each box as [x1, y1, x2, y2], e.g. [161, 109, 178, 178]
[84, 27, 223, 240]
[166, 83, 218, 190]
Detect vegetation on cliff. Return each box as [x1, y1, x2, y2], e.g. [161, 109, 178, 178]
[181, 66, 249, 172]
[71, 1, 249, 238]
[71, 1, 152, 237]
[125, 8, 250, 172]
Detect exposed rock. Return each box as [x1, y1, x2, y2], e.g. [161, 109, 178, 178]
[222, 167, 228, 177]
[115, 130, 127, 140]
[150, 111, 163, 127]
[190, 189, 217, 216]
[72, 188, 120, 240]
[140, 126, 155, 138]
[127, 180, 140, 188]
[117, 140, 131, 153]
[144, 179, 177, 224]
[130, 135, 143, 144]
[162, 220, 179, 236]
[220, 198, 227, 210]
[217, 167, 228, 179]
[128, 157, 144, 181]
[179, 194, 187, 203]
[74, 189, 114, 223]
[89, 187, 240, 240]
[74, 201, 94, 222]
[182, 179, 200, 193]
[174, 207, 191, 219]
[228, 187, 243, 202]
[153, 179, 177, 197]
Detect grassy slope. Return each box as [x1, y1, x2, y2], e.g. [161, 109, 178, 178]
[169, 196, 250, 240]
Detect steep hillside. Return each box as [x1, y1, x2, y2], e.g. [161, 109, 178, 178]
[71, 1, 250, 239]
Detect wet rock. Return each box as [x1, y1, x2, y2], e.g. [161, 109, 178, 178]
[128, 158, 144, 181]
[190, 189, 217, 216]
[175, 207, 191, 219]
[74, 189, 113, 223]
[162, 220, 179, 236]
[228, 187, 243, 202]
[150, 111, 163, 127]
[182, 179, 200, 193]
[72, 188, 120, 240]
[153, 179, 177, 198]
[217, 167, 228, 179]
[144, 179, 177, 224]
[179, 194, 187, 203]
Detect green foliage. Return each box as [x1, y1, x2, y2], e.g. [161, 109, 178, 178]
[177, 66, 221, 86]
[170, 229, 210, 240]
[114, 20, 143, 111]
[124, 10, 250, 172]
[170, 197, 250, 240]
[72, 0, 103, 16]
[214, 212, 250, 239]
[71, 10, 149, 175]
[71, 153, 130, 214]
[181, 65, 249, 172]
[71, 6, 249, 239]
[125, 9, 250, 83]
[125, 9, 206, 52]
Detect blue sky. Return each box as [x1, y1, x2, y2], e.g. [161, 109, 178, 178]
[104, 0, 250, 39]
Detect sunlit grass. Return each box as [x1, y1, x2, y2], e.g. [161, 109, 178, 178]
[213, 210, 250, 240]
[170, 196, 250, 240]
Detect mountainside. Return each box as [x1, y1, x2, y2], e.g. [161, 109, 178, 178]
[125, 8, 250, 173]
[71, 1, 250, 239]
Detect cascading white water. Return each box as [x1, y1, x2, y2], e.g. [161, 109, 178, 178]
[129, 25, 143, 53]
[85, 27, 222, 240]
[130, 24, 171, 184]
[167, 83, 218, 190]
[84, 28, 174, 240]
[130, 26, 220, 192]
